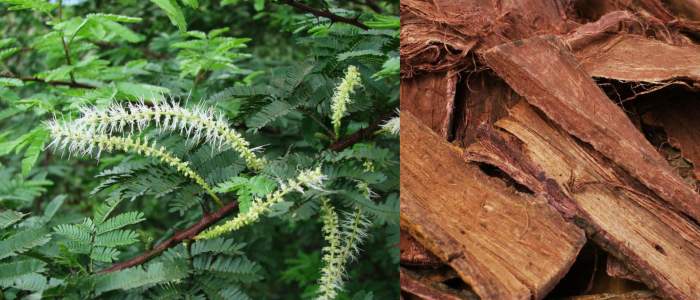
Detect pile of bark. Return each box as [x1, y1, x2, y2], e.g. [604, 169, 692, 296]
[399, 1, 700, 299]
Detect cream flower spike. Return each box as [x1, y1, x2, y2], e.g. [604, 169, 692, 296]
[195, 167, 326, 240]
[317, 206, 370, 300]
[47, 120, 222, 206]
[331, 65, 362, 137]
[73, 100, 266, 171]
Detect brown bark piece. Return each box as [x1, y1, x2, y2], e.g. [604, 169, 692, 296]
[401, 230, 442, 267]
[466, 101, 700, 300]
[452, 72, 519, 147]
[401, 112, 585, 300]
[573, 34, 700, 83]
[400, 72, 458, 139]
[606, 256, 642, 282]
[401, 268, 478, 300]
[399, 0, 577, 78]
[481, 35, 700, 224]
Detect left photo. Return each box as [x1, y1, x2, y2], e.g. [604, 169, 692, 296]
[0, 0, 399, 298]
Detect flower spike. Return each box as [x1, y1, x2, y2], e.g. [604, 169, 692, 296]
[74, 100, 266, 171]
[47, 120, 222, 206]
[195, 167, 326, 240]
[331, 65, 362, 138]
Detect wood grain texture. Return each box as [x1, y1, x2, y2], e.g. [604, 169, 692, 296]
[400, 72, 458, 139]
[466, 101, 700, 300]
[401, 112, 585, 300]
[482, 35, 700, 224]
[573, 34, 700, 83]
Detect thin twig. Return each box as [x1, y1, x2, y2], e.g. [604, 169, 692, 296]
[279, 0, 369, 30]
[329, 111, 392, 151]
[301, 108, 336, 140]
[0, 75, 95, 89]
[57, 0, 77, 84]
[98, 200, 239, 273]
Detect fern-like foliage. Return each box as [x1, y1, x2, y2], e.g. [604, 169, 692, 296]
[53, 198, 144, 264]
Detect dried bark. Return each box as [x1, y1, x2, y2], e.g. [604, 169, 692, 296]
[402, 112, 585, 300]
[481, 35, 700, 224]
[572, 34, 700, 84]
[400, 230, 442, 267]
[400, 72, 458, 139]
[401, 0, 700, 298]
[401, 268, 479, 300]
[466, 101, 700, 300]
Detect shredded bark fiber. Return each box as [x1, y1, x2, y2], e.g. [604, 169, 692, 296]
[400, 0, 700, 299]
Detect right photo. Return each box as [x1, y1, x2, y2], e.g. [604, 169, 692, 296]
[399, 1, 700, 300]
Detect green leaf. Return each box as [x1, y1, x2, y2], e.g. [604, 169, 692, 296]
[86, 13, 143, 23]
[0, 77, 24, 87]
[181, 0, 198, 8]
[0, 38, 17, 48]
[94, 229, 139, 247]
[0, 0, 57, 12]
[191, 238, 245, 256]
[0, 210, 26, 229]
[193, 256, 261, 282]
[42, 195, 66, 224]
[253, 0, 264, 11]
[337, 49, 384, 61]
[94, 197, 123, 224]
[115, 81, 170, 99]
[372, 56, 399, 79]
[246, 100, 297, 131]
[53, 220, 94, 244]
[0, 258, 47, 287]
[19, 128, 49, 177]
[0, 47, 20, 61]
[150, 0, 187, 32]
[364, 14, 400, 29]
[96, 211, 145, 235]
[90, 247, 120, 263]
[0, 228, 51, 260]
[94, 262, 188, 295]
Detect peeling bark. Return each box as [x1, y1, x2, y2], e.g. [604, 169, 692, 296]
[481, 35, 700, 224]
[466, 101, 700, 300]
[402, 112, 585, 300]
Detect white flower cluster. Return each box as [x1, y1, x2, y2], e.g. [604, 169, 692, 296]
[47, 120, 222, 205]
[331, 65, 362, 137]
[317, 206, 370, 300]
[380, 109, 400, 136]
[195, 167, 326, 239]
[73, 100, 265, 171]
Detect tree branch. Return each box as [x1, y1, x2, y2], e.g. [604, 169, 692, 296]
[99, 110, 392, 273]
[98, 200, 239, 274]
[1, 75, 96, 89]
[279, 0, 369, 30]
[329, 111, 393, 151]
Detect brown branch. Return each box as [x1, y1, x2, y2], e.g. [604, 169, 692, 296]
[99, 110, 393, 273]
[98, 200, 238, 274]
[279, 0, 369, 30]
[329, 111, 393, 151]
[1, 75, 96, 89]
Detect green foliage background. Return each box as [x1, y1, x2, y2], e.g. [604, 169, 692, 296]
[0, 0, 399, 298]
